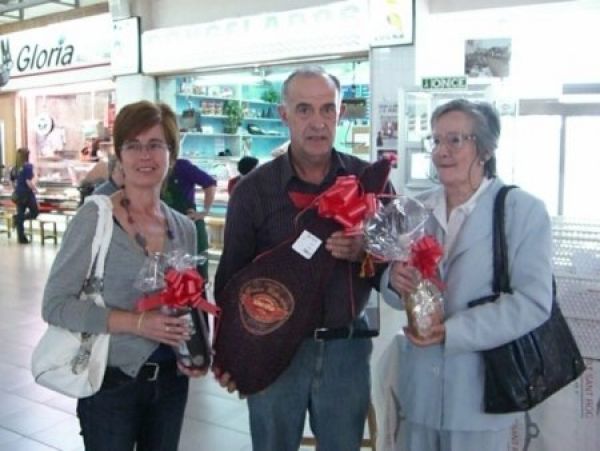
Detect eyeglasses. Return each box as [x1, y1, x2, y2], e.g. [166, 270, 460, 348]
[424, 133, 476, 153]
[121, 141, 169, 154]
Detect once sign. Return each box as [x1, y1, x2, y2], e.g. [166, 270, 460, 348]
[422, 77, 467, 90]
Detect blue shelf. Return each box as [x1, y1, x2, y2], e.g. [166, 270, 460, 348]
[243, 117, 281, 122]
[245, 135, 287, 139]
[181, 132, 286, 139]
[182, 132, 239, 137]
[176, 93, 234, 102]
[176, 93, 278, 106]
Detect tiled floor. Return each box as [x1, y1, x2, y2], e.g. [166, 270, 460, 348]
[0, 238, 404, 450]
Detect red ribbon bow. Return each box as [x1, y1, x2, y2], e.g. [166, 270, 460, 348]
[316, 175, 377, 235]
[410, 235, 444, 288]
[137, 268, 219, 316]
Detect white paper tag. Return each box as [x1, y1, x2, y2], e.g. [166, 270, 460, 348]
[292, 230, 322, 259]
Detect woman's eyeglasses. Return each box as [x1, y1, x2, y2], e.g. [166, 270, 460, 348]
[424, 133, 476, 153]
[121, 141, 169, 154]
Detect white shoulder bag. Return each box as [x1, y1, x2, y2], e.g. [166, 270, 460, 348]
[31, 195, 114, 398]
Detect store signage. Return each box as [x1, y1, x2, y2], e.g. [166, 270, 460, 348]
[35, 113, 54, 136]
[111, 16, 141, 76]
[0, 14, 110, 84]
[422, 76, 468, 90]
[142, 0, 368, 73]
[369, 0, 415, 47]
[16, 43, 74, 72]
[0, 39, 11, 87]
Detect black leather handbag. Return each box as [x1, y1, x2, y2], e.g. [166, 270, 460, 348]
[468, 185, 586, 413]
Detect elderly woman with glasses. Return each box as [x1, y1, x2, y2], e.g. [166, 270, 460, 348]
[380, 99, 553, 451]
[42, 101, 205, 451]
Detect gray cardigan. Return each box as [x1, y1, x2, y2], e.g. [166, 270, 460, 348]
[42, 199, 196, 377]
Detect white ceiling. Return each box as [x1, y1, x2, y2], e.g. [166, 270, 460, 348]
[426, 0, 576, 13]
[0, 0, 105, 24]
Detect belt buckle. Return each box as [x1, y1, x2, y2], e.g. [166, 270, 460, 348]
[313, 328, 328, 342]
[145, 362, 160, 382]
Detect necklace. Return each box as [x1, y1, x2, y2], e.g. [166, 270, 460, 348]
[120, 191, 174, 255]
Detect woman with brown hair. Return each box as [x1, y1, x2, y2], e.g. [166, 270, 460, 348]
[42, 101, 205, 450]
[10, 147, 38, 244]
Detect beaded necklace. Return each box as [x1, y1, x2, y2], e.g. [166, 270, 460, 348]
[120, 192, 173, 255]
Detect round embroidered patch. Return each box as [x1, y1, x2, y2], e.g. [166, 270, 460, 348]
[239, 278, 294, 335]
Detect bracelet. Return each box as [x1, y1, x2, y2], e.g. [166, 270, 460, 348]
[136, 312, 146, 332]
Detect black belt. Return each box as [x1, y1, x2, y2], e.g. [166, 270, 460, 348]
[312, 326, 379, 341]
[104, 360, 178, 385]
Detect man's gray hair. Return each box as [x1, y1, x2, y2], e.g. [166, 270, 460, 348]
[281, 66, 341, 105]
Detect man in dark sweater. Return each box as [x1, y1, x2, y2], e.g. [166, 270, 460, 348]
[214, 67, 385, 451]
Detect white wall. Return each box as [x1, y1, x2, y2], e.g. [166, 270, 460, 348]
[130, 0, 342, 30]
[417, 1, 600, 97]
[114, 74, 156, 108]
[427, 0, 574, 13]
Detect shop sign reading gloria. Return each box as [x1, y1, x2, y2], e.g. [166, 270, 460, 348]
[0, 14, 110, 82]
[16, 40, 74, 72]
[0, 36, 75, 80]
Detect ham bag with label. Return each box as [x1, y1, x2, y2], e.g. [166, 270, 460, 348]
[213, 159, 390, 395]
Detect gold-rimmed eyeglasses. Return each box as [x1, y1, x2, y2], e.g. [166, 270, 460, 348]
[424, 133, 476, 153]
[121, 140, 169, 154]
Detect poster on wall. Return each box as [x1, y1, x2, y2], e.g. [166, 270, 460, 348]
[369, 0, 415, 47]
[377, 103, 398, 147]
[465, 38, 511, 79]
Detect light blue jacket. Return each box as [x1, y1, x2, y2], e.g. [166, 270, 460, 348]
[380, 178, 553, 431]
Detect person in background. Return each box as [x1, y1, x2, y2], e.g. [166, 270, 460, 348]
[78, 160, 107, 205]
[10, 147, 39, 244]
[162, 158, 216, 279]
[227, 155, 259, 195]
[214, 66, 386, 451]
[80, 138, 101, 162]
[380, 99, 553, 451]
[93, 155, 125, 196]
[42, 101, 205, 451]
[80, 158, 109, 188]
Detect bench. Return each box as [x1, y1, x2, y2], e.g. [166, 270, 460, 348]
[37, 218, 58, 245]
[0, 210, 14, 238]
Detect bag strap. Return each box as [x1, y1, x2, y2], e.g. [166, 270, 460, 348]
[83, 195, 114, 288]
[492, 185, 517, 294]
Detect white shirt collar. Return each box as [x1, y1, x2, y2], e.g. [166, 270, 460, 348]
[431, 177, 493, 232]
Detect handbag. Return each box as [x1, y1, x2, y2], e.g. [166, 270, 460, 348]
[31, 195, 113, 398]
[468, 185, 586, 413]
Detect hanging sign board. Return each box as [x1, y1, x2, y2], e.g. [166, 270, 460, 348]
[0, 14, 111, 90]
[111, 16, 140, 76]
[369, 0, 415, 47]
[142, 0, 368, 73]
[422, 76, 468, 90]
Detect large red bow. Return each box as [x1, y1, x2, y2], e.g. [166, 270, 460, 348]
[410, 235, 444, 288]
[316, 175, 377, 235]
[137, 268, 219, 315]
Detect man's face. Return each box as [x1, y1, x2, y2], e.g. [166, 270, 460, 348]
[278, 74, 345, 162]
